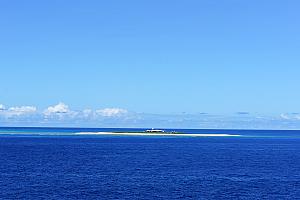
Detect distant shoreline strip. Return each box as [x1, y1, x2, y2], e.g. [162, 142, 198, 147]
[75, 132, 240, 137]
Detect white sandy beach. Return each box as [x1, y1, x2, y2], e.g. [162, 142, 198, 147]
[75, 132, 240, 137]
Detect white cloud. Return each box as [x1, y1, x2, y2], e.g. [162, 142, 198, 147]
[280, 114, 290, 120]
[295, 116, 300, 120]
[44, 102, 70, 116]
[7, 106, 37, 116]
[0, 104, 5, 111]
[82, 109, 93, 118]
[280, 113, 300, 121]
[96, 108, 128, 117]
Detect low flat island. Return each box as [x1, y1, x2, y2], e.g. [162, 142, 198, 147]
[75, 131, 240, 137]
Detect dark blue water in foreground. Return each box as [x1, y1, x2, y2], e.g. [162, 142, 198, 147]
[1, 127, 300, 199]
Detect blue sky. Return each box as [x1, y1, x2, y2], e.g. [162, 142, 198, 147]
[0, 0, 300, 128]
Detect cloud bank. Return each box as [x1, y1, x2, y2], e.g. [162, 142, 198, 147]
[1, 102, 300, 129]
[0, 105, 37, 117]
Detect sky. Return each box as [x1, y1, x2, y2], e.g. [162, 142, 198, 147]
[0, 0, 300, 128]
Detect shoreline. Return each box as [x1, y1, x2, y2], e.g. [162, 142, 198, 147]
[75, 132, 240, 137]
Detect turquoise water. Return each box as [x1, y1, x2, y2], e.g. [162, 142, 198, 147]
[1, 127, 300, 199]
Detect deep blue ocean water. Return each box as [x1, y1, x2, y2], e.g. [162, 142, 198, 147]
[1, 127, 300, 199]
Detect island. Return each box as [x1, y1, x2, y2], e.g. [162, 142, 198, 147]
[75, 129, 240, 137]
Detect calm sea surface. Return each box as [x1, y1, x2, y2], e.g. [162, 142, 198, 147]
[1, 127, 300, 199]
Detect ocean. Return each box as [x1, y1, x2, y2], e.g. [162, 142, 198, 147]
[1, 127, 300, 199]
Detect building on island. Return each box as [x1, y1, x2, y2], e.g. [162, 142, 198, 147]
[145, 129, 165, 133]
